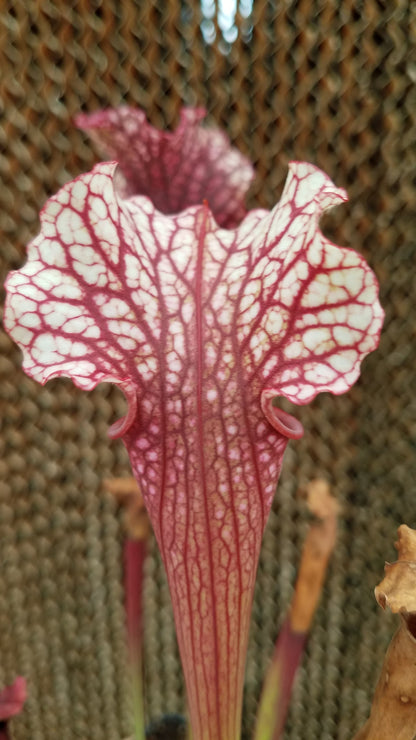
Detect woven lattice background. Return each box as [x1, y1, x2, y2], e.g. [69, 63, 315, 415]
[0, 1, 415, 738]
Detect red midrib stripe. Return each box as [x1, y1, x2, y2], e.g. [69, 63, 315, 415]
[195, 205, 221, 735]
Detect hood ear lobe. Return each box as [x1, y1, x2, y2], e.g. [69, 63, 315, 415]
[261, 391, 304, 439]
[108, 382, 138, 439]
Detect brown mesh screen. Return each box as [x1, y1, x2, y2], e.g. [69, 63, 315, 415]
[0, 1, 415, 738]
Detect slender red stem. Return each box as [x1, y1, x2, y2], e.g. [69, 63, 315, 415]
[124, 538, 147, 740]
[125, 538, 147, 659]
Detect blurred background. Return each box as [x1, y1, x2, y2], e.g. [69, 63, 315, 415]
[0, 1, 415, 738]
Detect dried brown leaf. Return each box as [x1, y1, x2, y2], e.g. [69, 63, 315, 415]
[352, 525, 416, 740]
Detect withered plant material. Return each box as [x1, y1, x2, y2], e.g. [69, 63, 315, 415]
[254, 479, 338, 740]
[290, 479, 338, 632]
[353, 525, 416, 740]
[105, 477, 150, 541]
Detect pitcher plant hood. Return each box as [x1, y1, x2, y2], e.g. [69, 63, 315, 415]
[75, 106, 254, 229]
